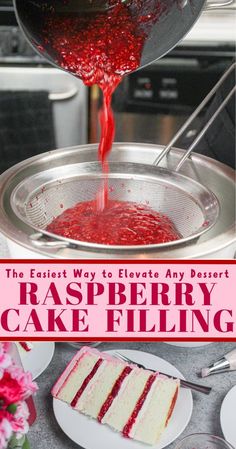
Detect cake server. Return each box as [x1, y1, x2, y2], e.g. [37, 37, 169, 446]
[115, 352, 212, 395]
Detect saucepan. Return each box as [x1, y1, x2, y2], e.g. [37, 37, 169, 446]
[13, 0, 234, 74]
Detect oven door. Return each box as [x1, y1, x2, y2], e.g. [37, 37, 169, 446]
[0, 66, 88, 149]
[107, 53, 234, 147]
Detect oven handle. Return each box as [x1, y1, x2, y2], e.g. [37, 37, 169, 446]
[204, 0, 235, 10]
[49, 87, 78, 101]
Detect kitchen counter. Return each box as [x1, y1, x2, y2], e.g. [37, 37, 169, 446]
[29, 341, 236, 449]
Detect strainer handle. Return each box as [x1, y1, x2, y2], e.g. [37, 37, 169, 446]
[30, 232, 72, 249]
[176, 85, 236, 171]
[153, 62, 236, 168]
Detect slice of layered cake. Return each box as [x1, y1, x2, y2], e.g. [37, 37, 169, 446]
[52, 347, 179, 446]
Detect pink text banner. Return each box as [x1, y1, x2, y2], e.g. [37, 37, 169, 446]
[0, 261, 235, 340]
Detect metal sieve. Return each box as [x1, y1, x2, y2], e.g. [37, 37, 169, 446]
[1, 141, 235, 259]
[11, 161, 218, 251]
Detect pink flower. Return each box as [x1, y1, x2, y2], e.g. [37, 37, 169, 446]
[7, 366, 38, 399]
[0, 412, 13, 449]
[0, 347, 11, 379]
[0, 372, 23, 405]
[0, 367, 37, 407]
[1, 344, 11, 354]
[11, 402, 29, 438]
[0, 342, 38, 448]
[0, 403, 30, 446]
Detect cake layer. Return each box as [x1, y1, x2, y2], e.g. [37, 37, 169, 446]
[102, 367, 153, 432]
[130, 377, 179, 445]
[52, 347, 180, 446]
[52, 347, 101, 403]
[77, 362, 128, 419]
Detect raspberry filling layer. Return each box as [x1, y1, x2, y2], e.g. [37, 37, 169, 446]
[46, 200, 181, 245]
[122, 374, 156, 438]
[19, 342, 32, 352]
[98, 366, 132, 422]
[165, 387, 179, 426]
[70, 358, 103, 408]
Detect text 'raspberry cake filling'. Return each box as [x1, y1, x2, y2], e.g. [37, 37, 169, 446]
[52, 346, 180, 445]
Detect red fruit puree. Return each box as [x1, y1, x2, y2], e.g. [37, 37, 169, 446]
[46, 200, 181, 245]
[43, 0, 180, 245]
[43, 0, 166, 165]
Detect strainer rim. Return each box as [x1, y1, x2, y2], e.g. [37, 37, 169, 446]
[9, 162, 220, 251]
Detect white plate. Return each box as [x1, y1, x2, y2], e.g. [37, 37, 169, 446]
[19, 342, 55, 380]
[53, 349, 193, 449]
[164, 342, 211, 348]
[220, 385, 236, 448]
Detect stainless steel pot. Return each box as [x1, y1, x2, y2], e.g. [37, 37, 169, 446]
[0, 143, 235, 259]
[13, 0, 234, 73]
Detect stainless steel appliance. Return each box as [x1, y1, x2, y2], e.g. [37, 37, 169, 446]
[89, 3, 235, 147]
[0, 67, 88, 149]
[0, 1, 88, 153]
[106, 48, 235, 147]
[86, 2, 236, 148]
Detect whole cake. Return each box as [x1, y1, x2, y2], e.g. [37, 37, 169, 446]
[52, 347, 179, 445]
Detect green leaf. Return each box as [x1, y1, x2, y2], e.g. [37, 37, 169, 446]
[22, 437, 30, 449]
[8, 436, 29, 449]
[7, 403, 17, 415]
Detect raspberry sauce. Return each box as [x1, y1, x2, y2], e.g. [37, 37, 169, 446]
[40, 0, 167, 166]
[165, 386, 179, 426]
[46, 200, 181, 245]
[19, 342, 32, 352]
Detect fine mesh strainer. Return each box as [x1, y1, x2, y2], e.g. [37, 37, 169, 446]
[11, 161, 218, 250]
[9, 63, 235, 252]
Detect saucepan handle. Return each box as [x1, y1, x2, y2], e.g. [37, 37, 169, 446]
[204, 0, 234, 10]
